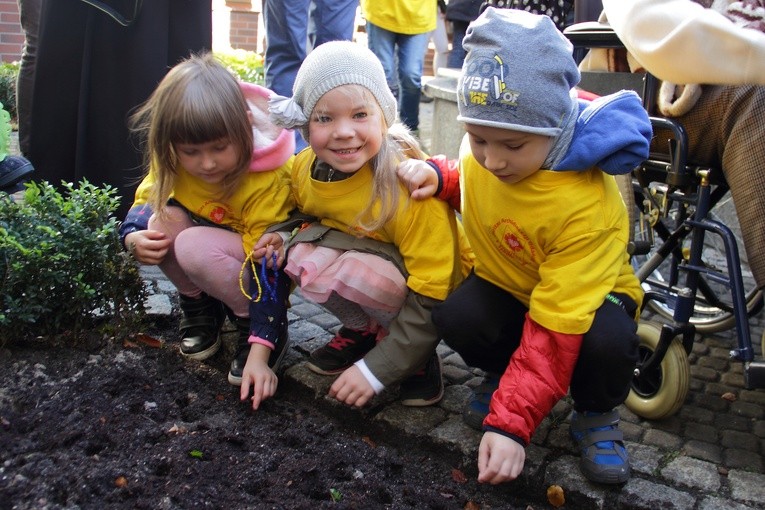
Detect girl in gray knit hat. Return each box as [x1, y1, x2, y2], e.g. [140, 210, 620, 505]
[262, 40, 474, 409]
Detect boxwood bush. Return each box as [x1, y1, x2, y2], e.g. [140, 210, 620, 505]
[216, 48, 265, 85]
[0, 61, 19, 123]
[0, 180, 146, 343]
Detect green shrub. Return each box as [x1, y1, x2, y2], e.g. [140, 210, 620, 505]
[0, 180, 146, 343]
[216, 49, 265, 85]
[0, 61, 19, 123]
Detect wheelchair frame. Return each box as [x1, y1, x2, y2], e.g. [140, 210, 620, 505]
[564, 23, 765, 419]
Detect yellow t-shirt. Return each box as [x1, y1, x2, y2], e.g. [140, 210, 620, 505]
[360, 0, 436, 35]
[460, 146, 643, 334]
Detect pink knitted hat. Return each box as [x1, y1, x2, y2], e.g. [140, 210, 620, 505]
[239, 81, 295, 172]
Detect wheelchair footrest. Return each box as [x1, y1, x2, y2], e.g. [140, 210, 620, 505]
[744, 361, 765, 389]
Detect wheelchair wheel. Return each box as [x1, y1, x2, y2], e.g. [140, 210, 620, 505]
[625, 321, 690, 420]
[630, 182, 763, 334]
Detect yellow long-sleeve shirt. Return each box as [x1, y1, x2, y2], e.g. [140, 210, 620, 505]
[131, 160, 295, 254]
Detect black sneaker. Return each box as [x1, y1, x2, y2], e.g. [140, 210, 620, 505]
[463, 373, 500, 430]
[306, 327, 377, 375]
[228, 320, 290, 386]
[399, 354, 444, 407]
[178, 293, 224, 360]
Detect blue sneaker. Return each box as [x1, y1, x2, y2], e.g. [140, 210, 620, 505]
[570, 409, 630, 484]
[462, 373, 500, 430]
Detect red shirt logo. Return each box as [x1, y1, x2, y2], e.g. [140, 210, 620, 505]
[210, 207, 226, 223]
[504, 233, 523, 252]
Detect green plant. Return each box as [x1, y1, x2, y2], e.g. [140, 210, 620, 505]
[0, 102, 10, 161]
[215, 48, 265, 85]
[0, 180, 146, 343]
[0, 61, 19, 123]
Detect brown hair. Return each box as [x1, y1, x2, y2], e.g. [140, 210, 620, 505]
[129, 52, 254, 215]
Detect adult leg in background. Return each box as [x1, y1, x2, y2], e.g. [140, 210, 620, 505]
[366, 22, 429, 132]
[666, 84, 765, 289]
[446, 19, 469, 69]
[15, 0, 41, 156]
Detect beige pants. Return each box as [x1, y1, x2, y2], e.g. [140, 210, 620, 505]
[653, 84, 765, 288]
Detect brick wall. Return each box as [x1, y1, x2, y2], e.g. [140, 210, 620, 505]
[0, 0, 23, 64]
[228, 5, 259, 52]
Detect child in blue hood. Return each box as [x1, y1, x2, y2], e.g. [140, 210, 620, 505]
[398, 7, 651, 486]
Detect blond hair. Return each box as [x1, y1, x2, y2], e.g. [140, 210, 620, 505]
[320, 85, 426, 233]
[129, 52, 254, 215]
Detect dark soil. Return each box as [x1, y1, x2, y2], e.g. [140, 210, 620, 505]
[0, 318, 534, 510]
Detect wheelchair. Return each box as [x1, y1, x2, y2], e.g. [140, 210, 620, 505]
[564, 22, 765, 420]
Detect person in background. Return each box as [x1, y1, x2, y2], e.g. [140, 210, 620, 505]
[445, 0, 482, 69]
[398, 8, 651, 485]
[266, 40, 473, 409]
[15, 0, 40, 158]
[430, 0, 450, 75]
[27, 0, 213, 220]
[582, 0, 765, 289]
[360, 0, 436, 135]
[263, 0, 359, 153]
[121, 53, 296, 410]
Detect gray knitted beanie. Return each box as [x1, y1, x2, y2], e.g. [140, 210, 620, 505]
[268, 40, 398, 139]
[457, 7, 580, 136]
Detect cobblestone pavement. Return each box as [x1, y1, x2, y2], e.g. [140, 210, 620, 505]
[140, 262, 765, 510]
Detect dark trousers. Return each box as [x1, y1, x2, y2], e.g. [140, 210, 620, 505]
[432, 271, 639, 412]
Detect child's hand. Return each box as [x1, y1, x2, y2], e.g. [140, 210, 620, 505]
[328, 365, 375, 408]
[125, 230, 171, 265]
[477, 431, 526, 484]
[396, 159, 439, 200]
[252, 232, 286, 268]
[239, 344, 278, 410]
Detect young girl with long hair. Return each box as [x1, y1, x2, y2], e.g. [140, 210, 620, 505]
[263, 41, 473, 408]
[119, 53, 295, 410]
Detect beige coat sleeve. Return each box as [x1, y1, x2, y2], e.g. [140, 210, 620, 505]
[362, 292, 441, 387]
[602, 0, 765, 85]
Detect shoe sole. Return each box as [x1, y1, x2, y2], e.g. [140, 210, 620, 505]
[180, 335, 221, 361]
[227, 372, 242, 386]
[400, 386, 443, 407]
[305, 361, 349, 376]
[579, 462, 630, 485]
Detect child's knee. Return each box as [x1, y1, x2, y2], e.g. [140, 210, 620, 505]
[148, 205, 190, 234]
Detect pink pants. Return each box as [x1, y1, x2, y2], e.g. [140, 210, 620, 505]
[148, 206, 249, 318]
